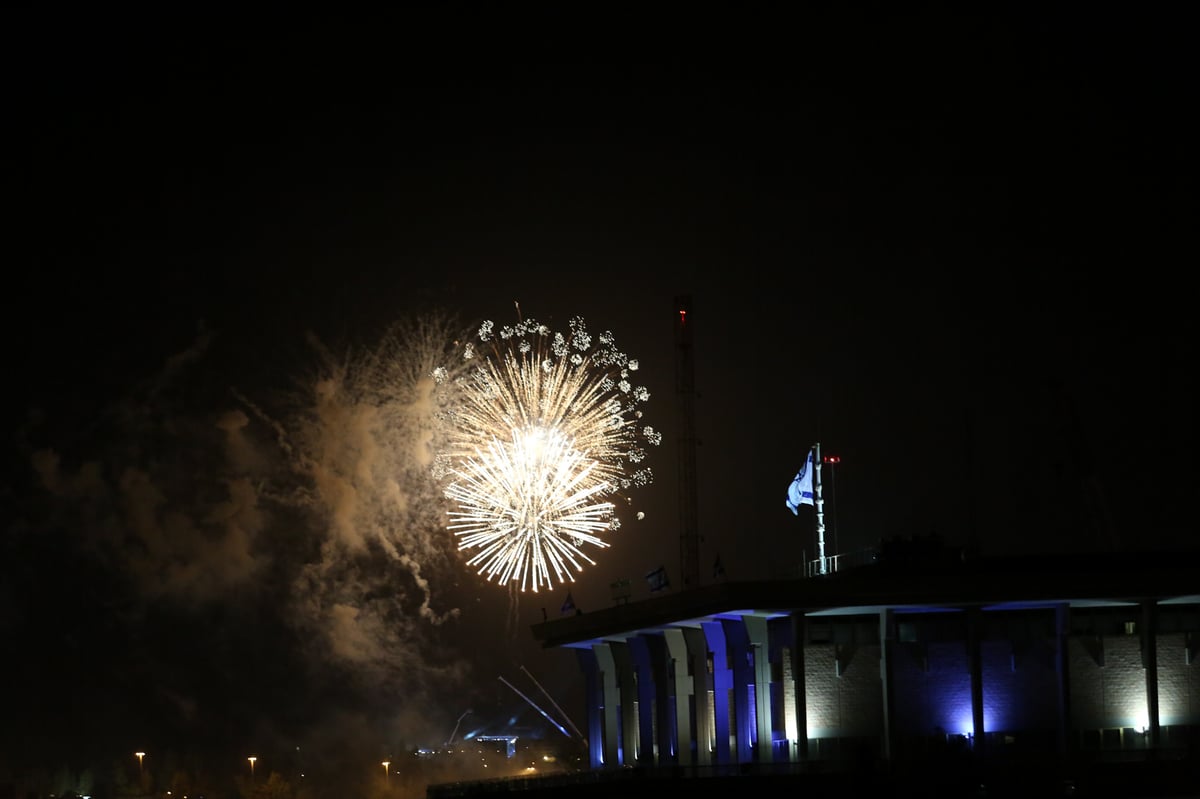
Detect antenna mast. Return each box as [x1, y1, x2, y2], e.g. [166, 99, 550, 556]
[675, 295, 700, 589]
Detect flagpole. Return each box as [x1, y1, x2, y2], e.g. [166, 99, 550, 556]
[815, 441, 827, 574]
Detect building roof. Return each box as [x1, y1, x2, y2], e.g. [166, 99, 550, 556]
[530, 550, 1200, 649]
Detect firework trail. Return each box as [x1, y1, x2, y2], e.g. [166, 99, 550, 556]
[437, 314, 662, 592]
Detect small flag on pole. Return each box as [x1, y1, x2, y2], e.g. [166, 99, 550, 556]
[560, 592, 576, 615]
[786, 447, 815, 515]
[645, 565, 670, 592]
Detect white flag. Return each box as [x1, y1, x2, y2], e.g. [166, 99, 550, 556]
[786, 448, 815, 515]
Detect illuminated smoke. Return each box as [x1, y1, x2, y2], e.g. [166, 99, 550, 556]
[196, 312, 496, 726]
[437, 314, 661, 592]
[12, 309, 598, 794]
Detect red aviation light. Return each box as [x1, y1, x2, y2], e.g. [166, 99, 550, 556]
[823, 455, 841, 464]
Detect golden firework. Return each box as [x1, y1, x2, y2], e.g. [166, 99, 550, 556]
[439, 315, 660, 591]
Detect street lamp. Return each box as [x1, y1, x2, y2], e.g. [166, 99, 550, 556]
[135, 752, 145, 775]
[381, 760, 390, 786]
[247, 756, 257, 782]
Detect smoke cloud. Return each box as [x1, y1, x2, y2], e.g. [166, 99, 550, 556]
[5, 311, 567, 798]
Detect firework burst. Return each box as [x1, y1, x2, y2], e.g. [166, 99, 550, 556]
[438, 314, 661, 591]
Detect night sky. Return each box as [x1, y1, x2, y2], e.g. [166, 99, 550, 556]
[3, 9, 1194, 798]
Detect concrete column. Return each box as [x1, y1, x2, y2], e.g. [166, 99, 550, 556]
[684, 626, 713, 767]
[791, 612, 809, 763]
[721, 617, 754, 764]
[967, 607, 986, 763]
[1054, 603, 1071, 756]
[1142, 599, 1160, 752]
[627, 635, 656, 766]
[664, 628, 693, 766]
[879, 608, 896, 765]
[609, 640, 639, 767]
[577, 647, 605, 769]
[642, 632, 676, 764]
[702, 620, 733, 765]
[592, 643, 621, 768]
[745, 615, 774, 764]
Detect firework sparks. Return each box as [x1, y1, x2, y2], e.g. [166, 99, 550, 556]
[438, 314, 661, 591]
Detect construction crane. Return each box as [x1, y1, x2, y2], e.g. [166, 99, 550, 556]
[445, 709, 472, 747]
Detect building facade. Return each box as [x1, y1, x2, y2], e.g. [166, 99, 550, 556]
[531, 552, 1200, 774]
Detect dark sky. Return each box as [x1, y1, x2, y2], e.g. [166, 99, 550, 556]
[3, 8, 1194, 796]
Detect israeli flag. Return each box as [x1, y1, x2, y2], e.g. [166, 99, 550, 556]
[786, 448, 815, 515]
[645, 565, 670, 592]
